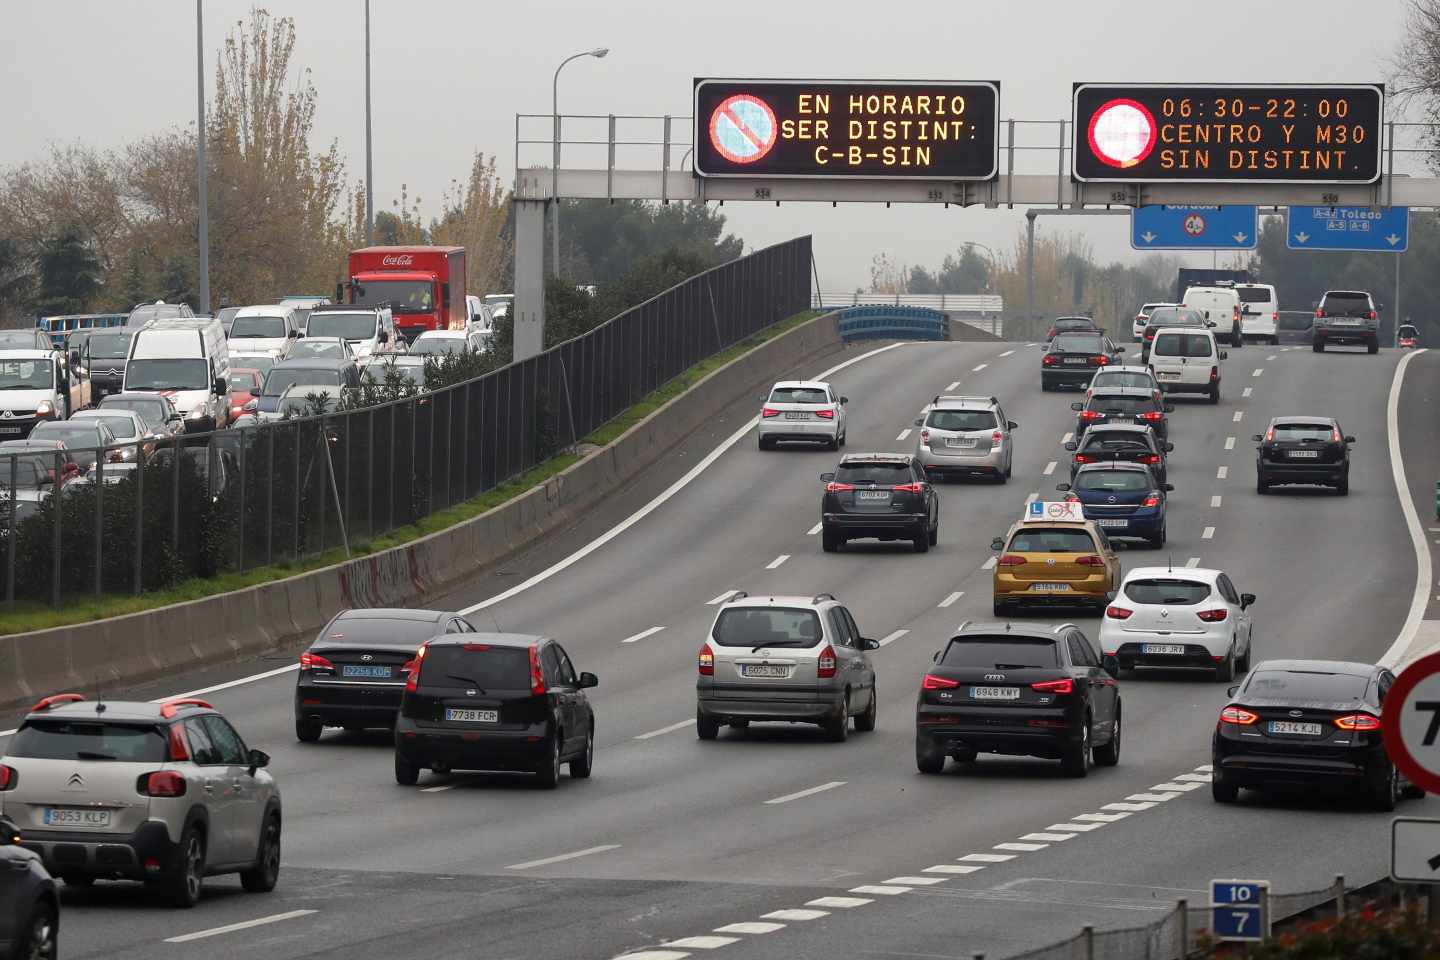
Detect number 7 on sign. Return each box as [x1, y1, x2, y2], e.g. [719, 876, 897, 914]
[1417, 701, 1440, 746]
[1231, 911, 1249, 932]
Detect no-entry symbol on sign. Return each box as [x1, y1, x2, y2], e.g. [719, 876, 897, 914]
[1086, 97, 1157, 170]
[709, 94, 778, 165]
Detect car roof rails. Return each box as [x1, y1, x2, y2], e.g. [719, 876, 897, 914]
[931, 394, 999, 407]
[725, 591, 748, 603]
[811, 593, 836, 604]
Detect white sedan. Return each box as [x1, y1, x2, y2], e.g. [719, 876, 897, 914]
[757, 380, 847, 451]
[1098, 566, 1256, 682]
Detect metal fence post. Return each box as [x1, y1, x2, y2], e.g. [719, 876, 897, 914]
[265, 426, 274, 567]
[171, 436, 181, 556]
[93, 451, 104, 597]
[134, 443, 145, 595]
[1333, 874, 1345, 920]
[343, 412, 351, 535]
[51, 450, 62, 606]
[292, 422, 301, 560]
[6, 454, 16, 607]
[317, 420, 327, 553]
[461, 380, 470, 500]
[1082, 925, 1094, 960]
[1177, 898, 1188, 958]
[236, 429, 246, 573]
[445, 386, 453, 508]
[388, 402, 397, 532]
[367, 408, 375, 539]
[428, 392, 437, 513]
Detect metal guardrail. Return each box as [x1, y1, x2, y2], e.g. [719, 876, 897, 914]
[814, 293, 1004, 313]
[836, 306, 948, 342]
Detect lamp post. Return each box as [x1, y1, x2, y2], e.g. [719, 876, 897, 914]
[195, 0, 210, 315]
[365, 0, 374, 246]
[551, 47, 609, 276]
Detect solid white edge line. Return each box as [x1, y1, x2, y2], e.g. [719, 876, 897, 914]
[149, 663, 300, 703]
[764, 780, 846, 805]
[1381, 348, 1432, 667]
[506, 843, 621, 871]
[634, 719, 695, 741]
[621, 626, 666, 645]
[459, 342, 906, 615]
[164, 910, 317, 944]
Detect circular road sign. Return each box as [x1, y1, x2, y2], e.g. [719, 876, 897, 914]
[1087, 98, 1157, 170]
[709, 94, 778, 165]
[1381, 650, 1440, 794]
[1183, 213, 1207, 237]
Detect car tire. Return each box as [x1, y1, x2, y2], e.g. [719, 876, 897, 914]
[758, 436, 773, 451]
[1211, 774, 1239, 804]
[821, 531, 841, 553]
[1208, 384, 1220, 404]
[1146, 524, 1165, 549]
[1313, 338, 1325, 353]
[912, 529, 930, 553]
[1270, 335, 1281, 346]
[294, 715, 322, 743]
[993, 599, 1009, 617]
[1041, 380, 1053, 392]
[928, 524, 938, 547]
[1233, 330, 1243, 348]
[534, 734, 562, 790]
[1336, 474, 1350, 496]
[1256, 472, 1269, 495]
[1093, 706, 1121, 767]
[19, 899, 57, 960]
[394, 751, 420, 786]
[916, 738, 946, 775]
[164, 825, 206, 908]
[824, 702, 850, 743]
[239, 814, 281, 893]
[855, 688, 878, 732]
[697, 710, 721, 741]
[569, 727, 594, 779]
[1372, 764, 1401, 812]
[1237, 637, 1252, 674]
[1214, 649, 1235, 683]
[1061, 719, 1091, 778]
[1368, 339, 1380, 355]
[825, 436, 839, 451]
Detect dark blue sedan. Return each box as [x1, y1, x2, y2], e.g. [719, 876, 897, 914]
[1056, 461, 1171, 548]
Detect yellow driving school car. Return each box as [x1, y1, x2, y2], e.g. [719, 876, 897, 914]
[990, 501, 1123, 616]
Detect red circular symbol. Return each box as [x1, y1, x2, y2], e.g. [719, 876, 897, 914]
[1087, 98, 1158, 170]
[709, 95, 778, 165]
[1382, 650, 1440, 795]
[1183, 213, 1207, 237]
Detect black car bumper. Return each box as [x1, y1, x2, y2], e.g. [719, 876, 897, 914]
[1043, 368, 1098, 386]
[296, 681, 406, 728]
[182, 415, 217, 434]
[1258, 460, 1347, 484]
[20, 820, 180, 881]
[1213, 735, 1390, 792]
[395, 719, 552, 772]
[823, 513, 927, 540]
[916, 706, 1082, 760]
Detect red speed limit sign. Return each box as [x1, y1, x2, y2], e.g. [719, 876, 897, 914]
[1382, 651, 1440, 794]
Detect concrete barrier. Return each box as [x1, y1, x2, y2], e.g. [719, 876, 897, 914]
[0, 312, 845, 712]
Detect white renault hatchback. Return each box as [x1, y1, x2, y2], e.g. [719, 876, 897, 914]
[1098, 567, 1256, 682]
[758, 380, 847, 450]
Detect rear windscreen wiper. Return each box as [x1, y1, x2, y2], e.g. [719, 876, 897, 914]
[994, 663, 1043, 670]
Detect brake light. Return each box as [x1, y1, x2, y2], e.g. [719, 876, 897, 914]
[991, 430, 1003, 447]
[1272, 312, 1278, 323]
[893, 482, 924, 493]
[1076, 555, 1105, 566]
[922, 674, 960, 690]
[1043, 354, 1057, 366]
[1331, 427, 1342, 442]
[406, 642, 428, 692]
[698, 643, 714, 676]
[818, 644, 837, 679]
[1080, 410, 1104, 421]
[1220, 705, 1259, 725]
[1316, 308, 1325, 318]
[299, 651, 334, 671]
[1145, 330, 1156, 341]
[1106, 606, 1133, 620]
[1209, 365, 1219, 382]
[1032, 678, 1073, 694]
[139, 771, 187, 797]
[529, 645, 547, 696]
[815, 408, 835, 419]
[0, 764, 16, 791]
[825, 482, 854, 493]
[167, 724, 190, 761]
[1073, 453, 1094, 464]
[997, 554, 1027, 566]
[1064, 493, 1080, 503]
[1093, 355, 1109, 366]
[1142, 495, 1160, 507]
[1335, 713, 1381, 731]
[1367, 310, 1377, 320]
[158, 699, 212, 719]
[1140, 453, 1160, 464]
[919, 429, 930, 445]
[762, 407, 780, 418]
[1138, 411, 1163, 421]
[1196, 609, 1229, 622]
[1046, 327, 1057, 339]
[30, 693, 85, 713]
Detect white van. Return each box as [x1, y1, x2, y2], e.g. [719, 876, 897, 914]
[1181, 285, 1244, 348]
[229, 304, 302, 358]
[303, 304, 396, 360]
[1148, 327, 1228, 404]
[123, 319, 231, 432]
[1233, 283, 1279, 345]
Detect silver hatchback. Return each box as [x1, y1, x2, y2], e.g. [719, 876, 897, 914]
[914, 395, 1016, 482]
[696, 594, 879, 742]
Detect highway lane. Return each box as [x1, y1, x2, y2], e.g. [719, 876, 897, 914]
[17, 338, 1428, 959]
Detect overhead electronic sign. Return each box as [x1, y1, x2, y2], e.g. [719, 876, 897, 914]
[693, 79, 1000, 180]
[1071, 83, 1383, 184]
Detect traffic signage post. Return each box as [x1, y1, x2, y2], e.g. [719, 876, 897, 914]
[1210, 879, 1270, 943]
[1380, 650, 1440, 796]
[1286, 205, 1409, 252]
[1130, 205, 1257, 250]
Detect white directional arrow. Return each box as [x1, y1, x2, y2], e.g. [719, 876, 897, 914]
[1386, 234, 1402, 246]
[1294, 231, 1310, 244]
[1233, 232, 1248, 244]
[1140, 231, 1156, 244]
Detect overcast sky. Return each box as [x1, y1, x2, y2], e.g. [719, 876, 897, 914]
[0, 0, 1413, 295]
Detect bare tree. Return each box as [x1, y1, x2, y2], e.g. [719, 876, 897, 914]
[1392, 0, 1440, 165]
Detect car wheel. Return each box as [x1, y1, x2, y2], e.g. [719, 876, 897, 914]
[758, 436, 773, 451]
[1237, 637, 1252, 674]
[1093, 706, 1121, 767]
[697, 710, 721, 741]
[570, 726, 594, 779]
[1233, 330, 1243, 348]
[240, 814, 281, 893]
[916, 738, 946, 775]
[164, 825, 205, 908]
[19, 899, 57, 960]
[1256, 472, 1269, 495]
[825, 435, 839, 451]
[928, 524, 938, 547]
[1368, 339, 1380, 355]
[1208, 384, 1220, 404]
[824, 701, 850, 742]
[534, 733, 562, 789]
[1041, 380, 1053, 392]
[294, 715, 322, 743]
[1146, 524, 1165, 549]
[1313, 338, 1324, 353]
[1336, 474, 1350, 496]
[912, 528, 930, 553]
[855, 688, 877, 732]
[394, 750, 420, 786]
[1270, 335, 1281, 346]
[1061, 718, 1091, 778]
[1372, 764, 1401, 812]
[1214, 649, 1235, 683]
[1211, 773, 1239, 804]
[993, 599, 1009, 617]
[821, 531, 841, 553]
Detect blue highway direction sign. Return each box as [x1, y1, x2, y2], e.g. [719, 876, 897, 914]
[1287, 206, 1409, 252]
[1131, 205, 1258, 250]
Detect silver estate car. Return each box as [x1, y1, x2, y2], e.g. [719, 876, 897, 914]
[696, 593, 879, 742]
[913, 395, 1017, 482]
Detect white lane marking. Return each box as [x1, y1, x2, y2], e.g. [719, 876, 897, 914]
[878, 629, 909, 647]
[946, 380, 962, 391]
[622, 953, 690, 960]
[1154, 781, 1204, 792]
[994, 841, 1048, 852]
[1381, 348, 1432, 667]
[506, 844, 621, 871]
[1202, 527, 1215, 540]
[1267, 354, 1278, 361]
[634, 719, 695, 741]
[164, 911, 318, 944]
[1127, 792, 1181, 802]
[1025, 342, 1037, 347]
[886, 876, 948, 885]
[1021, 832, 1075, 842]
[999, 350, 1015, 357]
[938, 591, 965, 608]
[1242, 386, 1253, 398]
[1073, 812, 1130, 823]
[897, 428, 912, 441]
[807, 522, 823, 536]
[924, 864, 986, 874]
[714, 922, 785, 935]
[1225, 436, 1236, 450]
[1043, 460, 1057, 476]
[150, 663, 301, 704]
[763, 909, 829, 921]
[851, 885, 909, 896]
[707, 590, 740, 605]
[981, 557, 998, 570]
[1185, 557, 1201, 568]
[622, 626, 666, 645]
[765, 554, 790, 570]
[665, 936, 737, 949]
[1062, 431, 1074, 443]
[460, 342, 907, 615]
[1026, 490, 1039, 502]
[420, 784, 455, 793]
[1048, 822, 1104, 832]
[1175, 772, 1211, 782]
[1195, 764, 1214, 772]
[1102, 801, 1156, 812]
[959, 853, 1016, 863]
[1252, 368, 1264, 377]
[1210, 495, 1222, 508]
[764, 781, 846, 805]
[973, 363, 989, 372]
[1216, 466, 1228, 480]
[1232, 410, 1244, 422]
[808, 896, 872, 908]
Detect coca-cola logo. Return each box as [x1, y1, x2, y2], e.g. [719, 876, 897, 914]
[381, 255, 414, 266]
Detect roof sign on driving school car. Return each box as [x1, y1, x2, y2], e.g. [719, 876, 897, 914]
[1025, 501, 1085, 522]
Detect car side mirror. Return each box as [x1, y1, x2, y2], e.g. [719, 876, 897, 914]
[1116, 346, 1126, 354]
[990, 537, 1005, 551]
[1165, 442, 1174, 452]
[1102, 654, 1120, 679]
[1163, 404, 1175, 413]
[288, 329, 300, 338]
[1007, 421, 1018, 430]
[1240, 593, 1256, 609]
[0, 816, 19, 845]
[1164, 483, 1175, 492]
[1344, 436, 1356, 444]
[1219, 351, 1229, 360]
[1056, 482, 1072, 491]
[247, 749, 270, 775]
[1251, 434, 1263, 442]
[214, 377, 227, 394]
[1063, 441, 1077, 452]
[820, 472, 835, 483]
[579, 671, 599, 689]
[1070, 402, 1084, 411]
[1226, 684, 1240, 697]
[862, 638, 880, 651]
[840, 396, 849, 404]
[913, 418, 923, 426]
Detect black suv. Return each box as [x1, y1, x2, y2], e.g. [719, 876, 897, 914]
[819, 453, 939, 554]
[1041, 334, 1125, 390]
[1071, 387, 1173, 441]
[394, 634, 598, 789]
[295, 607, 480, 741]
[0, 816, 57, 960]
[1065, 424, 1172, 484]
[1254, 416, 1353, 495]
[1313, 290, 1379, 354]
[915, 622, 1121, 778]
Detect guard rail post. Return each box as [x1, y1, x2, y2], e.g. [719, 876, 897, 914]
[1333, 874, 1346, 919]
[51, 449, 62, 606]
[1082, 924, 1094, 960]
[6, 453, 17, 608]
[1178, 897, 1188, 956]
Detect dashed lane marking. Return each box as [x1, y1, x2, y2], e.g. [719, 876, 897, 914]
[623, 951, 691, 960]
[982, 557, 998, 570]
[1073, 812, 1130, 823]
[1232, 410, 1244, 422]
[808, 896, 872, 909]
[506, 844, 621, 871]
[939, 591, 965, 608]
[1216, 466, 1228, 480]
[994, 842, 1048, 852]
[420, 784, 455, 793]
[1267, 354, 1278, 361]
[973, 363, 989, 372]
[164, 911, 318, 944]
[634, 719, 695, 741]
[1049, 821, 1104, 832]
[1127, 792, 1182, 802]
[960, 853, 1017, 863]
[765, 554, 789, 570]
[1210, 495, 1222, 508]
[924, 864, 987, 874]
[1154, 781, 1205, 792]
[1202, 527, 1215, 540]
[763, 909, 829, 922]
[714, 922, 786, 935]
[1186, 557, 1201, 568]
[1224, 436, 1236, 450]
[1102, 801, 1156, 812]
[946, 380, 962, 391]
[765, 781, 846, 805]
[622, 626, 666, 644]
[878, 629, 910, 647]
[1062, 431, 1074, 443]
[1252, 368, 1264, 377]
[851, 885, 910, 896]
[807, 522, 822, 536]
[1026, 490, 1039, 502]
[665, 936, 737, 949]
[886, 876, 948, 886]
[897, 428, 912, 441]
[707, 590, 740, 605]
[1176, 772, 1212, 782]
[1021, 832, 1076, 842]
[999, 350, 1016, 357]
[1043, 460, 1057, 475]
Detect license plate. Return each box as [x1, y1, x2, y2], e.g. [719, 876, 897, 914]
[1288, 450, 1319, 458]
[970, 686, 1020, 700]
[1142, 643, 1185, 655]
[856, 490, 889, 501]
[0, 427, 20, 435]
[43, 807, 111, 828]
[1029, 583, 1072, 592]
[741, 664, 789, 679]
[947, 437, 978, 448]
[1097, 518, 1128, 528]
[1269, 720, 1324, 736]
[445, 708, 498, 723]
[1064, 357, 1087, 364]
[784, 411, 809, 420]
[1157, 371, 1180, 380]
[1332, 318, 1361, 325]
[341, 664, 393, 679]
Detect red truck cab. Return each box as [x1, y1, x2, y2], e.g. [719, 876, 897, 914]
[340, 246, 466, 342]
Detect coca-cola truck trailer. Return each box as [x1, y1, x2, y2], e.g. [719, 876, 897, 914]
[338, 246, 466, 342]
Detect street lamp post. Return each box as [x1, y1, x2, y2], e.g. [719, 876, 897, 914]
[195, 0, 210, 315]
[959, 241, 998, 290]
[365, 0, 374, 246]
[551, 47, 609, 277]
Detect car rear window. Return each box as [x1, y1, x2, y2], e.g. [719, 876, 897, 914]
[8, 720, 168, 762]
[769, 387, 828, 404]
[1271, 422, 1334, 441]
[1054, 319, 1096, 331]
[419, 644, 532, 688]
[1076, 470, 1150, 492]
[324, 616, 442, 646]
[1008, 529, 1097, 553]
[1245, 670, 1370, 702]
[1089, 396, 1152, 414]
[1146, 308, 1203, 327]
[1321, 293, 1372, 316]
[835, 462, 912, 484]
[1153, 333, 1214, 358]
[1052, 335, 1104, 352]
[712, 608, 822, 648]
[1094, 372, 1153, 390]
[85, 415, 137, 439]
[1082, 432, 1150, 452]
[927, 410, 996, 432]
[1123, 578, 1212, 605]
[940, 637, 1058, 668]
[1235, 286, 1271, 303]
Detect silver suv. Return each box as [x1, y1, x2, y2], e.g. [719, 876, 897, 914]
[696, 593, 879, 742]
[1314, 290, 1380, 354]
[913, 395, 1016, 482]
[0, 695, 280, 907]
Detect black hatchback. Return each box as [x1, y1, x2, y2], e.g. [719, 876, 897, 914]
[0, 816, 58, 960]
[1254, 417, 1353, 496]
[294, 607, 479, 741]
[1071, 387, 1174, 441]
[1065, 424, 1172, 484]
[915, 623, 1120, 778]
[820, 454, 939, 554]
[1041, 334, 1125, 390]
[394, 634, 597, 789]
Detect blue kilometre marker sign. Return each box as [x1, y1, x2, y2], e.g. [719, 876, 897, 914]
[1131, 205, 1258, 251]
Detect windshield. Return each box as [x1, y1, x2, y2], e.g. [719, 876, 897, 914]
[87, 333, 134, 359]
[926, 410, 996, 431]
[712, 607, 822, 648]
[1009, 528, 1097, 553]
[0, 359, 54, 390]
[126, 304, 185, 327]
[230, 315, 287, 339]
[232, 355, 276, 375]
[264, 368, 342, 396]
[1147, 307, 1204, 327]
[0, 453, 61, 488]
[1054, 319, 1096, 332]
[1082, 434, 1151, 454]
[940, 637, 1058, 668]
[834, 462, 912, 484]
[280, 396, 341, 417]
[1244, 670, 1370, 702]
[9, 720, 169, 762]
[228, 370, 261, 393]
[1153, 333, 1214, 358]
[1094, 372, 1153, 390]
[410, 337, 465, 356]
[101, 397, 166, 420]
[769, 386, 829, 404]
[362, 363, 424, 387]
[307, 312, 378, 340]
[1076, 470, 1151, 492]
[79, 414, 137, 439]
[125, 358, 210, 391]
[352, 280, 434, 315]
[1052, 335, 1105, 353]
[1124, 578, 1212, 605]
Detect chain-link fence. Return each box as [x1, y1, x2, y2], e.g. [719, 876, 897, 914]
[0, 236, 812, 608]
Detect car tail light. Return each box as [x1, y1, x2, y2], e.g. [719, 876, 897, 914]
[30, 693, 85, 713]
[762, 407, 780, 418]
[1331, 427, 1342, 442]
[997, 554, 1026, 566]
[1335, 713, 1381, 731]
[1093, 355, 1109, 366]
[1076, 554, 1105, 566]
[698, 643, 714, 676]
[1272, 312, 1278, 323]
[167, 725, 190, 761]
[1074, 453, 1094, 464]
[818, 644, 837, 679]
[1042, 354, 1057, 366]
[815, 408, 835, 420]
[1046, 327, 1057, 339]
[1145, 330, 1156, 341]
[1196, 609, 1229, 622]
[1220, 705, 1259, 725]
[0, 764, 16, 791]
[1032, 678, 1073, 694]
[1106, 606, 1133, 620]
[139, 771, 187, 797]
[1064, 493, 1080, 503]
[1209, 365, 1219, 382]
[299, 651, 334, 671]
[1138, 411, 1163, 421]
[1080, 410, 1104, 421]
[1367, 310, 1377, 320]
[991, 430, 1003, 447]
[1142, 495, 1160, 507]
[919, 429, 930, 445]
[825, 482, 854, 493]
[1140, 453, 1160, 464]
[529, 645, 547, 696]
[893, 482, 923, 493]
[158, 699, 213, 719]
[922, 674, 960, 690]
[1316, 308, 1325, 318]
[405, 642, 429, 692]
